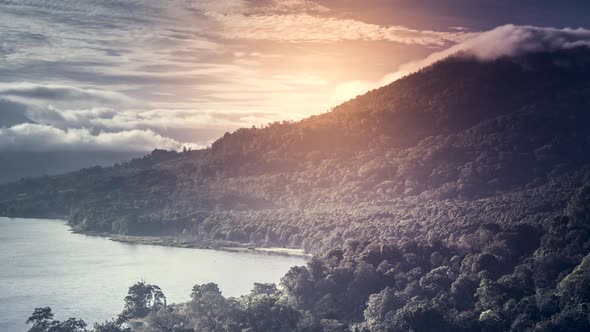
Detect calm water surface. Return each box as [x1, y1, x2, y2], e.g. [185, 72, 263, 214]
[0, 217, 307, 331]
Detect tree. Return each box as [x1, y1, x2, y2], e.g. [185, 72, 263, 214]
[558, 254, 590, 306]
[26, 307, 87, 332]
[51, 318, 88, 332]
[250, 283, 279, 297]
[363, 287, 403, 331]
[93, 320, 131, 332]
[392, 302, 451, 332]
[188, 283, 240, 331]
[243, 295, 300, 331]
[26, 307, 54, 332]
[144, 307, 190, 332]
[280, 266, 314, 308]
[122, 281, 166, 319]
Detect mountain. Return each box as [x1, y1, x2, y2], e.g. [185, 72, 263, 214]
[2, 48, 590, 249]
[0, 151, 145, 184]
[6, 48, 590, 331]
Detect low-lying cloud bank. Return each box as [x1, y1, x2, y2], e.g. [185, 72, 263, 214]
[25, 106, 280, 133]
[382, 24, 590, 83]
[0, 123, 201, 152]
[333, 25, 590, 103]
[0, 94, 271, 152]
[0, 83, 132, 104]
[332, 24, 590, 103]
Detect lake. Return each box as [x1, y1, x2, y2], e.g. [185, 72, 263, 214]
[0, 217, 308, 332]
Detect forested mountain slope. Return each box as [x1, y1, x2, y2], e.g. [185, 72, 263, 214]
[2, 48, 590, 252]
[12, 47, 590, 331]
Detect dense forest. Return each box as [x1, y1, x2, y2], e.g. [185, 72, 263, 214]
[26, 194, 590, 330]
[6, 47, 590, 330]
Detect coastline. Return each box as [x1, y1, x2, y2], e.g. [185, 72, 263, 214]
[71, 230, 311, 258]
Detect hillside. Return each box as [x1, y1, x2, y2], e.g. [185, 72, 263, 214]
[8, 47, 590, 331]
[2, 48, 590, 251]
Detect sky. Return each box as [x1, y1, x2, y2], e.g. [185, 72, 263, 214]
[0, 0, 589, 152]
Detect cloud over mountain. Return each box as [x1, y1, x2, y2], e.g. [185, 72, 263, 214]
[382, 25, 590, 83]
[0, 124, 200, 152]
[457, 24, 590, 59]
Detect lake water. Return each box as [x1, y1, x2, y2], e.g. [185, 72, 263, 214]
[0, 217, 308, 332]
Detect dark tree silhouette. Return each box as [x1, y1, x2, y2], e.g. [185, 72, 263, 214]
[121, 281, 166, 319]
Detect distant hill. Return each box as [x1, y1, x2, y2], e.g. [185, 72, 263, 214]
[0, 151, 145, 184]
[1, 48, 590, 250]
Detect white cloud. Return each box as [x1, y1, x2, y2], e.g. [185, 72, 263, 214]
[458, 25, 590, 60]
[332, 25, 590, 103]
[0, 0, 472, 150]
[24, 106, 284, 133]
[211, 13, 470, 45]
[255, 0, 330, 14]
[0, 83, 132, 104]
[381, 25, 590, 84]
[8, 0, 588, 156]
[0, 123, 201, 152]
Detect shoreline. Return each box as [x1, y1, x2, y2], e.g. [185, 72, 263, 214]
[71, 230, 312, 258]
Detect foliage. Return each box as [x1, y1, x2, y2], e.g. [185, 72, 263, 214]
[121, 281, 167, 319]
[30, 193, 590, 330]
[26, 307, 87, 332]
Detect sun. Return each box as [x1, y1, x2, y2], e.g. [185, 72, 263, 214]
[330, 80, 372, 105]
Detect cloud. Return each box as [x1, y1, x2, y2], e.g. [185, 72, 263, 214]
[331, 25, 590, 103]
[23, 105, 282, 132]
[0, 123, 201, 152]
[0, 0, 471, 146]
[24, 106, 118, 130]
[211, 13, 470, 45]
[248, 0, 330, 14]
[227, 0, 464, 46]
[0, 83, 132, 104]
[0, 99, 34, 127]
[380, 25, 590, 83]
[3, 0, 468, 153]
[455, 24, 590, 59]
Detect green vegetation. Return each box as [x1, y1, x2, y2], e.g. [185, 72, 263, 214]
[26, 307, 88, 332]
[121, 281, 167, 320]
[28, 193, 590, 330]
[9, 48, 590, 330]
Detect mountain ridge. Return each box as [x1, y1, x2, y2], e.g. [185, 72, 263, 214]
[1, 47, 590, 253]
